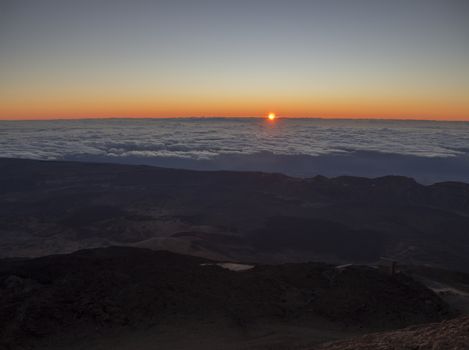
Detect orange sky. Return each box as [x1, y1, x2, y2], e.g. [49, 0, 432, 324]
[1, 92, 468, 121]
[1, 1, 468, 121]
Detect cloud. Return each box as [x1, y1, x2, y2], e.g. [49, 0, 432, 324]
[1, 118, 469, 184]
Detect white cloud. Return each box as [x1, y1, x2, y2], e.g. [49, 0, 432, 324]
[1, 118, 469, 183]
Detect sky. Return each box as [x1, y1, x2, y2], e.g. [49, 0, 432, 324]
[0, 0, 468, 120]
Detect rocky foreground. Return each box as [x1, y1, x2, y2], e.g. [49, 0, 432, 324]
[0, 247, 453, 349]
[316, 316, 469, 350]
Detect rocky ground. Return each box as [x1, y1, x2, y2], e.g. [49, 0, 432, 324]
[0, 247, 452, 349]
[316, 316, 469, 350]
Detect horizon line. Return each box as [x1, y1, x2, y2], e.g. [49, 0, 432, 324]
[1, 116, 469, 123]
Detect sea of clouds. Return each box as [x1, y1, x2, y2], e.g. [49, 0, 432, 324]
[1, 118, 469, 184]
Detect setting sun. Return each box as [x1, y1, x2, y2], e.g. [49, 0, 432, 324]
[268, 113, 276, 121]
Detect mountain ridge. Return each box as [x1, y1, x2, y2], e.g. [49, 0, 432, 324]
[1, 157, 469, 272]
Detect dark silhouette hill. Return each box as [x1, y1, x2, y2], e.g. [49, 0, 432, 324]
[0, 247, 450, 349]
[1, 158, 469, 272]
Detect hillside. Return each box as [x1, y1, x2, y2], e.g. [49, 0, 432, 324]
[1, 158, 469, 271]
[0, 247, 451, 349]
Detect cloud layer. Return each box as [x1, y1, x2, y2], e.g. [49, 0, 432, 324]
[1, 118, 469, 183]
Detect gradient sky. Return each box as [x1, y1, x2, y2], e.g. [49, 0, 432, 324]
[1, 0, 468, 120]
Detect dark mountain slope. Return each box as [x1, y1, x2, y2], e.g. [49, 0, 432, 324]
[0, 247, 449, 349]
[1, 158, 469, 271]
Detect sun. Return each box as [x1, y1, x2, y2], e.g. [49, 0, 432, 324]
[267, 113, 276, 121]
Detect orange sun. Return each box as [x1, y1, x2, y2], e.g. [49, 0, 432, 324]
[267, 113, 276, 121]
